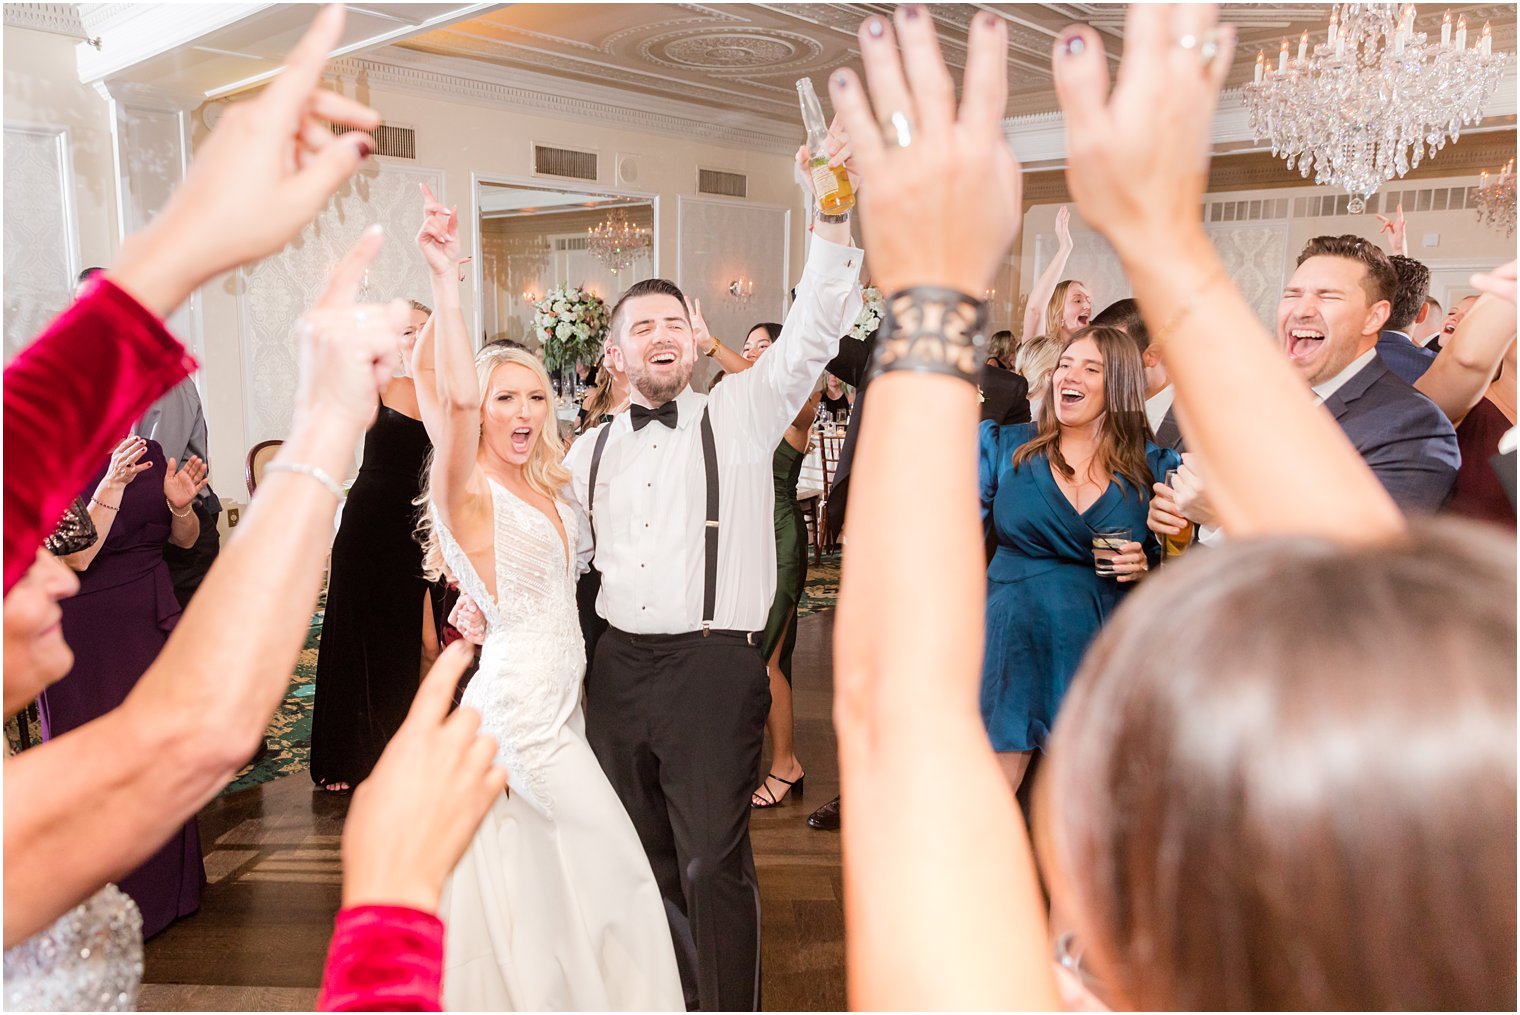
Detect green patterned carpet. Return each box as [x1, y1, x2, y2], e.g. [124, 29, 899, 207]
[221, 553, 842, 793]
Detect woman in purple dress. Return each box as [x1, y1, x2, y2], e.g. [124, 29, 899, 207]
[38, 435, 209, 938]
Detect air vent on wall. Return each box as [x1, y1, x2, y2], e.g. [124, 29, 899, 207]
[535, 145, 598, 181]
[554, 236, 589, 252]
[698, 168, 748, 199]
[1206, 184, 1478, 223]
[329, 121, 416, 159]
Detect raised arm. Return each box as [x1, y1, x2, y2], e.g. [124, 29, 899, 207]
[1020, 205, 1073, 341]
[1414, 277, 1518, 426]
[413, 184, 481, 522]
[828, 11, 1056, 1010]
[1053, 5, 1402, 542]
[691, 298, 755, 376]
[4, 232, 410, 947]
[718, 139, 862, 446]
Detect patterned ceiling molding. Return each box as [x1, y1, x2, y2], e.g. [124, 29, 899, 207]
[3, 3, 86, 37]
[409, 25, 800, 117]
[601, 11, 750, 53]
[638, 27, 825, 75]
[331, 49, 801, 156]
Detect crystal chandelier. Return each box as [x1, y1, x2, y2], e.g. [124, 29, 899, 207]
[1475, 158, 1517, 237]
[1244, 3, 1509, 213]
[587, 208, 651, 275]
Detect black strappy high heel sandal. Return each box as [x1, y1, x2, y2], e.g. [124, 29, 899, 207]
[751, 771, 805, 809]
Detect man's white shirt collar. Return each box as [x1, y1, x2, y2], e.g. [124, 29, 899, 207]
[1311, 347, 1378, 405]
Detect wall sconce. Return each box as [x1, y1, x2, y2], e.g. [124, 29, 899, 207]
[727, 278, 754, 305]
[522, 290, 539, 304]
[984, 287, 997, 302]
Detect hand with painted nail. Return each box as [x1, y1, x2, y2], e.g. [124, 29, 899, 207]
[107, 5, 380, 319]
[828, 7, 1021, 297]
[1050, 5, 1236, 259]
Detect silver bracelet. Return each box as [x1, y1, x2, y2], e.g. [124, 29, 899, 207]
[263, 461, 345, 500]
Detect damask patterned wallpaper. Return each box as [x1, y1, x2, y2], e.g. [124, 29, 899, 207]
[1032, 220, 1289, 331]
[3, 127, 76, 362]
[239, 160, 443, 445]
[675, 195, 790, 351]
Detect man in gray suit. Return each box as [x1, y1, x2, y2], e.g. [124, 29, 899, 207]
[1152, 235, 1459, 537]
[1094, 297, 1183, 452]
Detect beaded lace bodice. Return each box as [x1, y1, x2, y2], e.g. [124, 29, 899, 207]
[434, 479, 584, 815]
[3, 885, 143, 1012]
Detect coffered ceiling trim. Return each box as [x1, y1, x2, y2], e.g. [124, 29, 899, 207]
[333, 48, 803, 156]
[3, 3, 87, 38]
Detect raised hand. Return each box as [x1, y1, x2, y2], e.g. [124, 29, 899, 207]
[291, 227, 413, 434]
[103, 436, 152, 490]
[416, 183, 468, 281]
[163, 456, 210, 510]
[1051, 5, 1236, 260]
[1376, 203, 1408, 256]
[828, 8, 1021, 296]
[1055, 205, 1073, 252]
[687, 297, 717, 355]
[341, 641, 508, 912]
[108, 5, 381, 318]
[1472, 260, 1518, 306]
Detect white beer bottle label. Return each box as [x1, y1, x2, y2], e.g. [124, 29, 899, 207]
[811, 162, 839, 196]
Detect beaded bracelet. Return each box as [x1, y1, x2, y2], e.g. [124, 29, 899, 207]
[89, 498, 119, 513]
[264, 461, 345, 500]
[865, 286, 989, 387]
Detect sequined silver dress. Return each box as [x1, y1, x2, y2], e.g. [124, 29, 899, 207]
[3, 885, 144, 1011]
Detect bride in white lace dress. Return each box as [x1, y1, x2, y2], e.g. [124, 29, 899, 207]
[410, 188, 682, 1011]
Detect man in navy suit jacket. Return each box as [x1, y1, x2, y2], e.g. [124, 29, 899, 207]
[1377, 254, 1439, 385]
[1156, 236, 1458, 536]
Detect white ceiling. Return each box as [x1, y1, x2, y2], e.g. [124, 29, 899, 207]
[396, 3, 1520, 120]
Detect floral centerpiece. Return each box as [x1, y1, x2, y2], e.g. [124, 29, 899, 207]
[533, 284, 610, 374]
[848, 285, 884, 342]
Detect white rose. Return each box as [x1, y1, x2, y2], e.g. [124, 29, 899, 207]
[556, 322, 573, 339]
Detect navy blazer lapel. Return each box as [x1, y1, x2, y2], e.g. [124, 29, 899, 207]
[1319, 357, 1387, 422]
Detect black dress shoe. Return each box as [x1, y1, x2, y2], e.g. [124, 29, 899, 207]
[807, 795, 840, 831]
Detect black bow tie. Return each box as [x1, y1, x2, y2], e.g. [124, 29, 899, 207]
[630, 401, 679, 432]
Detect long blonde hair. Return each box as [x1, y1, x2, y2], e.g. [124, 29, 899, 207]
[416, 346, 571, 581]
[1044, 279, 1087, 342]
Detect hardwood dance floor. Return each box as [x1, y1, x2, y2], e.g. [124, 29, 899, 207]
[141, 610, 845, 1012]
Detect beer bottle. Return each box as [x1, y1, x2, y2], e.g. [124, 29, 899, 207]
[796, 77, 855, 216]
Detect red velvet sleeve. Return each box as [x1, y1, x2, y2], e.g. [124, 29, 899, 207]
[3, 277, 194, 594]
[317, 905, 445, 1012]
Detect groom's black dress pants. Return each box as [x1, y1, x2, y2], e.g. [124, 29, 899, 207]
[586, 626, 771, 1012]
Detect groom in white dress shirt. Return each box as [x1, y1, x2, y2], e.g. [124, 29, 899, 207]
[563, 206, 860, 1009]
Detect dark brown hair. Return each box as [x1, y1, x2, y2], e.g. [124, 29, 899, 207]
[1386, 254, 1432, 332]
[1092, 298, 1149, 352]
[1011, 325, 1153, 498]
[1038, 520, 1518, 1011]
[608, 278, 689, 347]
[1297, 234, 1398, 307]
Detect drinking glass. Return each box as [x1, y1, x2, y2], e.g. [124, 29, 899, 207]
[1161, 468, 1195, 561]
[1092, 527, 1130, 577]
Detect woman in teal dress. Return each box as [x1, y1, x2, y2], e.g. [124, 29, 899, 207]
[978, 326, 1178, 792]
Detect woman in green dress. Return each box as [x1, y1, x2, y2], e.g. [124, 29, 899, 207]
[705, 319, 817, 807]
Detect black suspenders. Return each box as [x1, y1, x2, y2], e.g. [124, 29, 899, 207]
[585, 406, 720, 634]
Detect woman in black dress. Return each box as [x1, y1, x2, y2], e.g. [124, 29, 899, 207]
[310, 301, 445, 791]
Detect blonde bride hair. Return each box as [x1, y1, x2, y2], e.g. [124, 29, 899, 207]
[416, 345, 571, 581]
